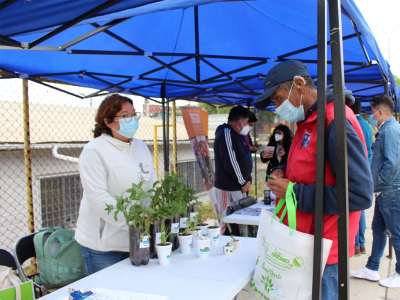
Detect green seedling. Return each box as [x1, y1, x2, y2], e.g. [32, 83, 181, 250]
[213, 213, 220, 227]
[105, 181, 154, 242]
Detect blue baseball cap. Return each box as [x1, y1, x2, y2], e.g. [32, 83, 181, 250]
[254, 60, 310, 109]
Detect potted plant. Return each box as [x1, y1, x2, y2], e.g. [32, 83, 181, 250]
[231, 235, 241, 250]
[196, 203, 209, 237]
[188, 215, 202, 249]
[154, 220, 176, 266]
[151, 172, 189, 252]
[196, 236, 211, 259]
[207, 214, 221, 246]
[178, 211, 193, 254]
[223, 242, 234, 255]
[105, 181, 155, 267]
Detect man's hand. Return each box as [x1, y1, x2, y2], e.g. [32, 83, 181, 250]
[267, 178, 289, 199]
[270, 169, 285, 179]
[241, 181, 251, 193]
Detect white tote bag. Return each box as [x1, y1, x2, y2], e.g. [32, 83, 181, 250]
[249, 182, 333, 300]
[0, 265, 22, 300]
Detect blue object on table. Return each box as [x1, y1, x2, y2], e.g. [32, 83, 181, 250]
[68, 289, 93, 300]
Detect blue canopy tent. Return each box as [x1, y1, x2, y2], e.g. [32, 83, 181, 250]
[0, 0, 396, 112]
[0, 1, 397, 299]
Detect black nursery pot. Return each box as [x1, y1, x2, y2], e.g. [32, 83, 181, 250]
[167, 215, 180, 251]
[149, 220, 161, 259]
[129, 225, 149, 266]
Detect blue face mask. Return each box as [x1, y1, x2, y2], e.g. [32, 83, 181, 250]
[275, 80, 304, 123]
[113, 117, 139, 138]
[369, 111, 380, 127]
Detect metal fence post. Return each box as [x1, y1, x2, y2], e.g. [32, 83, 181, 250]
[329, 0, 350, 298]
[22, 78, 37, 272]
[312, 0, 327, 299]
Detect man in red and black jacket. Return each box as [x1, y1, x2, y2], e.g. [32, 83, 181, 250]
[254, 60, 373, 300]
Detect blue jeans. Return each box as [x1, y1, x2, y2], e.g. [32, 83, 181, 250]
[81, 246, 129, 275]
[366, 191, 400, 274]
[355, 210, 366, 248]
[321, 263, 338, 300]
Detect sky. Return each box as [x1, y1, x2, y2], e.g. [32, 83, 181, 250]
[2, 0, 400, 109]
[354, 0, 400, 76]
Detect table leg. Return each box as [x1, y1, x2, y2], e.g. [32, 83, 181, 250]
[244, 225, 248, 237]
[227, 223, 232, 234]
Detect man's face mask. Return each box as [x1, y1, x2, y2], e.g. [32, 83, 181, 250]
[275, 78, 305, 123]
[239, 120, 250, 135]
[369, 110, 380, 127]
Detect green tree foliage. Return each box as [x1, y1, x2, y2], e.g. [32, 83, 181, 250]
[197, 103, 232, 115]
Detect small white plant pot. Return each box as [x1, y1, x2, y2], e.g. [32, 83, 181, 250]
[223, 245, 234, 255]
[191, 229, 202, 249]
[196, 237, 211, 259]
[206, 227, 220, 245]
[231, 239, 241, 250]
[178, 234, 193, 254]
[196, 224, 209, 237]
[155, 243, 172, 266]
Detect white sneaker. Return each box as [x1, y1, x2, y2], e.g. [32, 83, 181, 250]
[350, 266, 381, 281]
[379, 272, 400, 288]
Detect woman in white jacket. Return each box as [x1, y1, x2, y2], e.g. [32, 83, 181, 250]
[75, 94, 157, 274]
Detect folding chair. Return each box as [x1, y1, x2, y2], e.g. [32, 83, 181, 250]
[13, 233, 50, 298]
[0, 249, 17, 270]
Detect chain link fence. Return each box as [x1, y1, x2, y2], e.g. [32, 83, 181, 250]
[0, 77, 285, 252]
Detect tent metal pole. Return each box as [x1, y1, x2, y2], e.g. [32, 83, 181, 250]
[195, 6, 201, 84]
[0, 0, 17, 10]
[172, 100, 178, 174]
[27, 0, 123, 49]
[166, 99, 170, 172]
[162, 83, 168, 173]
[84, 78, 132, 98]
[329, 0, 350, 298]
[312, 0, 327, 299]
[59, 17, 130, 51]
[28, 78, 84, 98]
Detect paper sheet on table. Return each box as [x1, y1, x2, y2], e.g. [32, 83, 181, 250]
[55, 287, 168, 300]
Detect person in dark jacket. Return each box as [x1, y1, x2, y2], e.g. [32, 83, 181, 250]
[214, 106, 252, 232]
[244, 111, 260, 173]
[349, 97, 373, 257]
[260, 124, 293, 178]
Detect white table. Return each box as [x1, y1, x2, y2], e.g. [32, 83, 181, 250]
[224, 201, 275, 236]
[41, 236, 256, 300]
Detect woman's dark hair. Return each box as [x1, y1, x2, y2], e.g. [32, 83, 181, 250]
[94, 94, 133, 138]
[268, 124, 293, 149]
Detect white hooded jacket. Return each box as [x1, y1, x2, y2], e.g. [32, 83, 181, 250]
[75, 134, 158, 252]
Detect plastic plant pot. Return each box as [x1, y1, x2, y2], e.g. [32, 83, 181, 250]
[129, 225, 149, 266]
[196, 224, 209, 237]
[191, 229, 202, 249]
[155, 243, 172, 266]
[231, 239, 241, 250]
[178, 234, 193, 254]
[223, 244, 234, 255]
[207, 227, 220, 246]
[196, 237, 211, 259]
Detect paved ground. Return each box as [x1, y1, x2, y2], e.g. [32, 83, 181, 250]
[233, 202, 400, 300]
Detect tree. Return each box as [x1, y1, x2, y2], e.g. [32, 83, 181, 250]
[197, 102, 232, 115]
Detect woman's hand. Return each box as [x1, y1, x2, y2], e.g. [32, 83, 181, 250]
[261, 151, 267, 158]
[277, 149, 285, 157]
